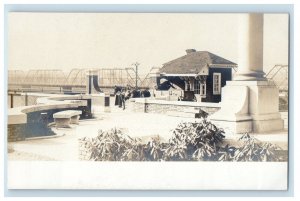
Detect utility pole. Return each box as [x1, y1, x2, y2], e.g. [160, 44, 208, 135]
[132, 62, 140, 90]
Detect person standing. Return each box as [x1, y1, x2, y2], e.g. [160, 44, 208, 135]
[120, 89, 126, 110]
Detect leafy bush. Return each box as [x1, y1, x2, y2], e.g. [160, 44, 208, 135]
[143, 137, 165, 161]
[163, 120, 225, 161]
[82, 122, 284, 162]
[218, 133, 281, 162]
[84, 128, 165, 161]
[279, 95, 288, 111]
[84, 119, 225, 161]
[85, 128, 139, 161]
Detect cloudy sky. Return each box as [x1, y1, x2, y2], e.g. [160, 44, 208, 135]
[8, 13, 288, 75]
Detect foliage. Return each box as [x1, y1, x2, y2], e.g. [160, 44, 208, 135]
[143, 137, 165, 161]
[84, 128, 165, 161]
[84, 119, 226, 161]
[218, 133, 281, 162]
[279, 96, 288, 111]
[82, 122, 283, 162]
[163, 120, 225, 161]
[85, 128, 139, 161]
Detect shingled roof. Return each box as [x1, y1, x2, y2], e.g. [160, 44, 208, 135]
[160, 49, 237, 75]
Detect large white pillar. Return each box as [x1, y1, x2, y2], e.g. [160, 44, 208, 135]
[209, 13, 283, 134]
[235, 14, 267, 81]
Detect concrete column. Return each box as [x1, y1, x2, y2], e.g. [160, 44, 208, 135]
[209, 13, 283, 134]
[234, 14, 267, 81]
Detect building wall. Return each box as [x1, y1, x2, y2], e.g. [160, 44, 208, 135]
[133, 99, 220, 116]
[202, 67, 232, 103]
[156, 67, 232, 103]
[153, 89, 183, 101]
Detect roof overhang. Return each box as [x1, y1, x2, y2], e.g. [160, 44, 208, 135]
[209, 64, 237, 68]
[160, 73, 198, 77]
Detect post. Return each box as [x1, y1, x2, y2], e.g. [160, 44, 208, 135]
[136, 64, 138, 90]
[132, 62, 140, 90]
[10, 94, 14, 108]
[25, 93, 28, 106]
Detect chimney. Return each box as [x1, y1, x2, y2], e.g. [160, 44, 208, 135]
[186, 49, 196, 54]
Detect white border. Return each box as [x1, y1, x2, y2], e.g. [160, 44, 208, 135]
[7, 161, 288, 190]
[1, 0, 298, 200]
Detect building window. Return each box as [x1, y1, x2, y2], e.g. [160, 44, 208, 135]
[194, 80, 206, 96]
[194, 80, 200, 94]
[200, 83, 206, 96]
[185, 79, 194, 91]
[213, 73, 221, 95]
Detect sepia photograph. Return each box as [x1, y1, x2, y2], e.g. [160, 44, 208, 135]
[6, 11, 289, 190]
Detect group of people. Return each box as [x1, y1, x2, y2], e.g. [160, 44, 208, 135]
[114, 87, 128, 110]
[114, 85, 151, 110]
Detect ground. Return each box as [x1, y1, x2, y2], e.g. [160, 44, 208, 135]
[8, 101, 288, 161]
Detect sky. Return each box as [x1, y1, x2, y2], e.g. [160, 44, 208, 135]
[8, 13, 289, 75]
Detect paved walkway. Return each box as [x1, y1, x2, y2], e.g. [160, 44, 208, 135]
[8, 102, 288, 161]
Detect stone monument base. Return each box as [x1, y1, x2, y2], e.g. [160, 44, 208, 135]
[209, 80, 284, 134]
[91, 93, 111, 114]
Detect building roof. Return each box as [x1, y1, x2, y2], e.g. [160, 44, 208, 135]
[159, 49, 237, 75]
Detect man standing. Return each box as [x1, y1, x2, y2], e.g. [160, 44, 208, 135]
[120, 89, 126, 110]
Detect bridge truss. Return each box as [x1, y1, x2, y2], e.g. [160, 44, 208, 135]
[266, 64, 288, 93]
[8, 67, 159, 92]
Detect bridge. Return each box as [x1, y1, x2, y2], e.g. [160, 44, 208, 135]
[8, 67, 160, 93]
[8, 65, 288, 94]
[265, 64, 288, 93]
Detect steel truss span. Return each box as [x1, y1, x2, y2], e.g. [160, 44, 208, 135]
[265, 64, 288, 93]
[8, 65, 287, 93]
[8, 67, 160, 91]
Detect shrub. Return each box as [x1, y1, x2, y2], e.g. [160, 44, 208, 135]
[218, 133, 281, 162]
[85, 128, 165, 161]
[143, 136, 165, 161]
[163, 120, 225, 161]
[84, 128, 134, 161]
[81, 122, 284, 162]
[279, 96, 288, 111]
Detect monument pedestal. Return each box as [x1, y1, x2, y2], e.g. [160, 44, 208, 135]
[209, 81, 284, 134]
[91, 93, 111, 114]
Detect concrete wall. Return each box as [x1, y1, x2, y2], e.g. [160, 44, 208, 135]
[133, 98, 220, 115]
[8, 93, 90, 141]
[78, 138, 91, 161]
[153, 89, 183, 101]
[7, 124, 26, 142]
[8, 93, 46, 108]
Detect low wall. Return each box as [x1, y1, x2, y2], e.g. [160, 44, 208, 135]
[78, 138, 91, 161]
[7, 93, 92, 142]
[133, 99, 220, 115]
[7, 93, 48, 108]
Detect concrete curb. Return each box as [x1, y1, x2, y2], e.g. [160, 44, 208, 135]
[25, 133, 66, 141]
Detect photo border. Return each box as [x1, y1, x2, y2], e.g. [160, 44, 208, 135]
[3, 4, 294, 197]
